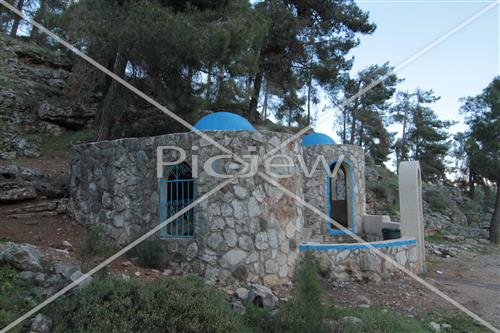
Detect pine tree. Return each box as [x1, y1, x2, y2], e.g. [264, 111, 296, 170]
[391, 89, 453, 180]
[248, 0, 375, 123]
[460, 77, 500, 243]
[332, 63, 398, 163]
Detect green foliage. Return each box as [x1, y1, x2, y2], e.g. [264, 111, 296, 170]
[460, 76, 500, 242]
[25, 130, 96, 158]
[366, 173, 400, 216]
[284, 253, 329, 333]
[331, 306, 427, 333]
[424, 190, 447, 213]
[333, 63, 399, 163]
[50, 276, 247, 333]
[242, 300, 283, 333]
[243, 253, 328, 333]
[391, 89, 453, 180]
[0, 265, 42, 333]
[130, 239, 169, 270]
[77, 226, 114, 273]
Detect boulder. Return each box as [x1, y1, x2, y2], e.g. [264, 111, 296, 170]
[53, 262, 80, 279]
[248, 284, 279, 308]
[0, 242, 42, 271]
[429, 321, 441, 332]
[235, 287, 250, 301]
[30, 313, 52, 333]
[341, 316, 363, 325]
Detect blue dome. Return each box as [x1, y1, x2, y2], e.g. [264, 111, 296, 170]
[303, 132, 336, 146]
[194, 112, 256, 131]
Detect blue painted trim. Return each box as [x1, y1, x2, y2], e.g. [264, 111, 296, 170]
[327, 159, 356, 235]
[299, 238, 417, 251]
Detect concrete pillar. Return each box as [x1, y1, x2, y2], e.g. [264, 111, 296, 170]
[399, 161, 426, 273]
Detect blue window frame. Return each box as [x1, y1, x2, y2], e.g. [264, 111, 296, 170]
[327, 160, 356, 235]
[159, 162, 195, 239]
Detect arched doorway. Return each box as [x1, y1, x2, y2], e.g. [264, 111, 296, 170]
[159, 162, 195, 238]
[328, 161, 354, 233]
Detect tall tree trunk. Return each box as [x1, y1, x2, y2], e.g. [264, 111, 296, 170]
[358, 120, 364, 146]
[468, 170, 475, 198]
[342, 108, 347, 144]
[206, 65, 212, 101]
[307, 73, 312, 125]
[262, 80, 269, 120]
[30, 0, 47, 44]
[400, 108, 408, 162]
[349, 107, 356, 144]
[248, 68, 263, 122]
[489, 177, 500, 244]
[10, 0, 24, 37]
[96, 52, 128, 141]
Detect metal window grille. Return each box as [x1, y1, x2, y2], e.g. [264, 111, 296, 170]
[159, 163, 195, 239]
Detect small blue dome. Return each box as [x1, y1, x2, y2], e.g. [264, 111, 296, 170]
[194, 112, 256, 131]
[303, 132, 336, 146]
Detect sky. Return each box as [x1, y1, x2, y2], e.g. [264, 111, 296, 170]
[314, 0, 499, 150]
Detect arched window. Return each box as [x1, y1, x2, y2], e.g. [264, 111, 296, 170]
[159, 162, 195, 238]
[328, 161, 354, 233]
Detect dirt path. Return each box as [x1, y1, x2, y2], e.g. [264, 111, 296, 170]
[427, 249, 500, 327]
[328, 244, 500, 328]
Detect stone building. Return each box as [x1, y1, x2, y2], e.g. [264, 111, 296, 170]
[70, 112, 424, 290]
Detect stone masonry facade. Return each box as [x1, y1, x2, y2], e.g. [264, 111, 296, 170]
[70, 130, 304, 289]
[69, 129, 418, 289]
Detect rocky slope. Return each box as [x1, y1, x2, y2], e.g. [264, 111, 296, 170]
[365, 161, 492, 238]
[0, 33, 98, 159]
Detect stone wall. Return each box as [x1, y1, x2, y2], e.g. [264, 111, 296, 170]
[304, 240, 418, 282]
[69, 130, 305, 289]
[302, 144, 366, 241]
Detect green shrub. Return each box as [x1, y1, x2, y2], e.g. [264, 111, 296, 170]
[50, 276, 248, 333]
[0, 265, 42, 333]
[461, 199, 482, 225]
[242, 301, 284, 333]
[331, 306, 427, 333]
[25, 130, 96, 158]
[131, 239, 168, 270]
[424, 191, 447, 213]
[243, 253, 329, 333]
[78, 226, 114, 272]
[283, 253, 328, 333]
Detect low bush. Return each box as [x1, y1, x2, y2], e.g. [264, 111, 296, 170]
[243, 253, 329, 333]
[78, 226, 114, 272]
[284, 253, 328, 333]
[50, 276, 248, 333]
[0, 264, 42, 333]
[424, 190, 447, 213]
[131, 239, 169, 270]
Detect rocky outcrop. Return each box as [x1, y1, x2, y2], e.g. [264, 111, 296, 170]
[0, 165, 68, 205]
[38, 101, 96, 130]
[0, 33, 98, 159]
[365, 163, 491, 236]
